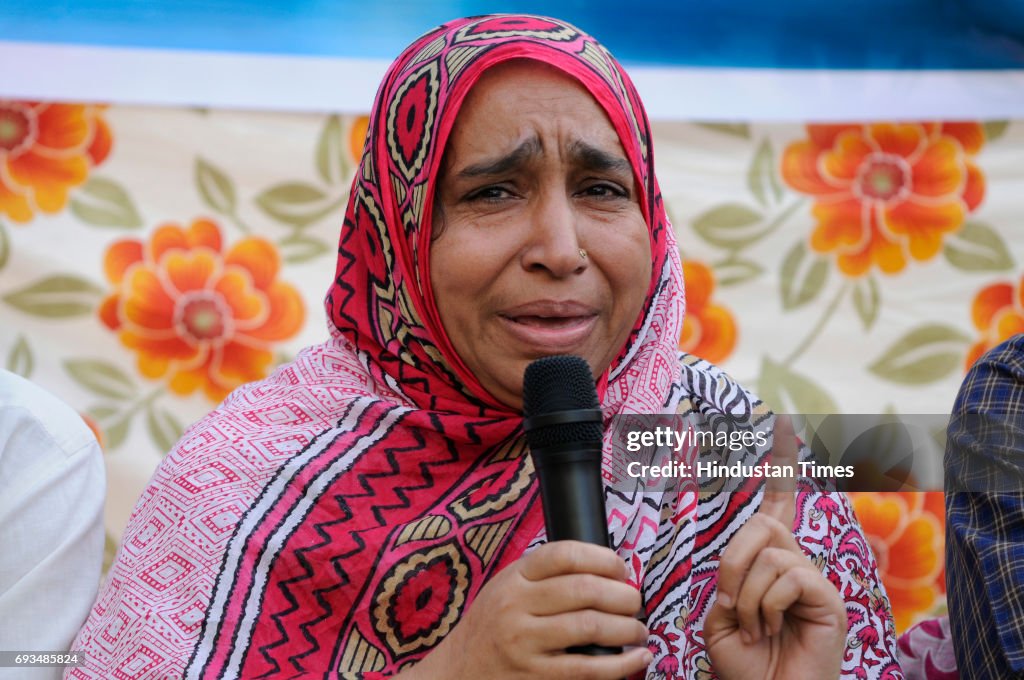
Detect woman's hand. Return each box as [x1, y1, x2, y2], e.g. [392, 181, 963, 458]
[705, 416, 847, 680]
[404, 540, 652, 679]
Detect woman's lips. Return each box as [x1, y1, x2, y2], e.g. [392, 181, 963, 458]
[498, 301, 599, 351]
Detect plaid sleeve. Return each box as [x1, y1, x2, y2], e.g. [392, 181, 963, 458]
[944, 334, 1024, 679]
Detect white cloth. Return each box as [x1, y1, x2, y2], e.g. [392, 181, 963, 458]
[0, 370, 105, 680]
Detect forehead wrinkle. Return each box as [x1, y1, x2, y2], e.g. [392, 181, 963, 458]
[452, 136, 631, 182]
[456, 136, 542, 178]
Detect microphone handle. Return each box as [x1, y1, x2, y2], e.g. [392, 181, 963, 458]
[531, 444, 621, 656]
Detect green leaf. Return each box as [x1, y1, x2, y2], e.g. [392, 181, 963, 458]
[146, 405, 184, 453]
[779, 241, 829, 310]
[87, 404, 121, 421]
[258, 182, 327, 205]
[103, 416, 131, 450]
[868, 324, 972, 385]
[315, 115, 349, 185]
[757, 356, 839, 414]
[255, 182, 337, 228]
[853, 275, 881, 330]
[69, 176, 143, 229]
[195, 157, 236, 215]
[2, 275, 103, 317]
[747, 139, 782, 207]
[714, 257, 764, 286]
[695, 122, 750, 139]
[0, 220, 9, 271]
[279, 233, 332, 263]
[64, 359, 138, 400]
[983, 120, 1009, 142]
[5, 335, 33, 377]
[691, 203, 764, 249]
[944, 221, 1014, 272]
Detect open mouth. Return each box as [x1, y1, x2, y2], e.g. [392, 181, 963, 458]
[506, 314, 593, 329]
[498, 309, 598, 351]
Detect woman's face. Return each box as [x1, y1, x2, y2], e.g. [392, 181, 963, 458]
[430, 61, 652, 409]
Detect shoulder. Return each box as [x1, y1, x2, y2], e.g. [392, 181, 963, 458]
[0, 369, 100, 465]
[152, 339, 386, 483]
[955, 334, 1024, 415]
[947, 335, 1024, 490]
[675, 352, 765, 420]
[0, 370, 104, 521]
[973, 333, 1024, 373]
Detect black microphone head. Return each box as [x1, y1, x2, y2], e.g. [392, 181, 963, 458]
[522, 355, 603, 450]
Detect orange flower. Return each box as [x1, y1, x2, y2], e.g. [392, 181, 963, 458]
[81, 413, 104, 450]
[849, 491, 945, 632]
[680, 260, 737, 364]
[99, 219, 305, 402]
[782, 123, 985, 277]
[0, 101, 112, 223]
[349, 115, 369, 163]
[966, 273, 1024, 369]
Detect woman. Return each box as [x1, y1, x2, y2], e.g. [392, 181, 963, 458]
[71, 15, 900, 679]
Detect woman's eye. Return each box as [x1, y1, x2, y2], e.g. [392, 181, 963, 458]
[466, 186, 513, 202]
[581, 182, 628, 199]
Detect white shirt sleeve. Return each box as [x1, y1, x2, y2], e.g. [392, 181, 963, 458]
[0, 371, 105, 680]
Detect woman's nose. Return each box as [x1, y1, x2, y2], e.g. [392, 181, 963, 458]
[520, 192, 587, 277]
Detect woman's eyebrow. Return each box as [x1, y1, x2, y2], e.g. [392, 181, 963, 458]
[568, 140, 631, 174]
[457, 137, 542, 178]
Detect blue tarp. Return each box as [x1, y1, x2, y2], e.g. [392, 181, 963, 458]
[3, 0, 1024, 69]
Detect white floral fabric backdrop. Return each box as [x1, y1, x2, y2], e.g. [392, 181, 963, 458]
[2, 102, 1020, 631]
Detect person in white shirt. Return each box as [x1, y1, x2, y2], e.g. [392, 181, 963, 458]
[0, 370, 105, 680]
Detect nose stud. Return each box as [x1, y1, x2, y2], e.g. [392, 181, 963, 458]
[579, 248, 588, 260]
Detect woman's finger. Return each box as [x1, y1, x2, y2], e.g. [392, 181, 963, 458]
[528, 572, 642, 617]
[732, 547, 806, 643]
[544, 646, 653, 680]
[759, 415, 798, 527]
[538, 609, 650, 650]
[715, 513, 798, 609]
[519, 540, 629, 582]
[759, 565, 844, 638]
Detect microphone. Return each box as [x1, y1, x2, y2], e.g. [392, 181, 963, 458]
[523, 355, 620, 656]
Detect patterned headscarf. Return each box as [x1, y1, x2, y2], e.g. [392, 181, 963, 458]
[324, 14, 677, 414]
[72, 15, 900, 680]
